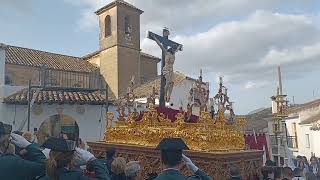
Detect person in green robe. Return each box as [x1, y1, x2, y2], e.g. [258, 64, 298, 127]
[153, 138, 213, 180]
[0, 121, 46, 180]
[38, 137, 110, 180]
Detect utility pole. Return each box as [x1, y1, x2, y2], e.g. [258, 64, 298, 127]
[27, 80, 32, 131]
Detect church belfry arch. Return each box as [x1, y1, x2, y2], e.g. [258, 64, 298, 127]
[105, 15, 111, 37]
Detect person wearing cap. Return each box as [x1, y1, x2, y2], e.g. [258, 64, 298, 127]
[0, 122, 46, 180]
[103, 147, 116, 175]
[38, 137, 110, 180]
[154, 138, 212, 180]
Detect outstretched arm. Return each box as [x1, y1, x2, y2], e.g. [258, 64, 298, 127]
[174, 44, 183, 53]
[152, 35, 166, 52]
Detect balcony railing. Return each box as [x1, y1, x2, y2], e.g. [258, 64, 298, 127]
[287, 136, 298, 149]
[269, 135, 298, 148]
[39, 66, 104, 91]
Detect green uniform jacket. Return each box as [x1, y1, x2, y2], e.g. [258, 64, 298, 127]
[154, 169, 213, 180]
[0, 144, 46, 180]
[38, 159, 111, 180]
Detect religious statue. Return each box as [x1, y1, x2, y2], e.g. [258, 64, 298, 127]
[116, 100, 127, 121]
[188, 70, 210, 113]
[116, 76, 136, 120]
[151, 34, 182, 102]
[146, 86, 156, 108]
[186, 103, 193, 122]
[106, 112, 114, 128]
[213, 77, 236, 124]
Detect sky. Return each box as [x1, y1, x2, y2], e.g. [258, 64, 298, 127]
[0, 0, 320, 114]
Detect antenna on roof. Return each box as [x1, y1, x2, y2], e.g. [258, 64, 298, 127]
[292, 96, 295, 105]
[313, 90, 315, 99]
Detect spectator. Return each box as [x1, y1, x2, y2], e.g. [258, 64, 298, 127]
[39, 137, 110, 180]
[111, 157, 126, 180]
[125, 161, 140, 180]
[261, 166, 274, 180]
[292, 168, 306, 180]
[85, 161, 96, 178]
[105, 148, 116, 175]
[0, 122, 46, 180]
[282, 167, 293, 180]
[305, 172, 316, 180]
[153, 138, 212, 180]
[309, 156, 320, 178]
[229, 166, 241, 180]
[302, 156, 310, 172]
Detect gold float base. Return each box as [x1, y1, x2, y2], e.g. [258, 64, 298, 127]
[87, 142, 263, 179]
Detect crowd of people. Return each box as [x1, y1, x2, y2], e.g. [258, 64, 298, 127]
[261, 155, 320, 180]
[0, 121, 212, 180]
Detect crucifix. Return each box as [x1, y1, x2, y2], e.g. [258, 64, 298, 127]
[147, 28, 183, 107]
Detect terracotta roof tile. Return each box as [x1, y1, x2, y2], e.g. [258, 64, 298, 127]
[3, 89, 112, 105]
[5, 45, 98, 73]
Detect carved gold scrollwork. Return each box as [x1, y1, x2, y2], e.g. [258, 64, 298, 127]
[104, 104, 247, 152]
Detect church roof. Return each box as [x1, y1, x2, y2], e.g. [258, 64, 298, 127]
[140, 52, 161, 62]
[299, 112, 320, 125]
[95, 0, 143, 15]
[3, 88, 112, 105]
[288, 99, 320, 114]
[82, 49, 160, 62]
[5, 45, 98, 73]
[133, 72, 198, 98]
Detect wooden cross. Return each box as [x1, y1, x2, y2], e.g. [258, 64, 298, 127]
[147, 28, 183, 107]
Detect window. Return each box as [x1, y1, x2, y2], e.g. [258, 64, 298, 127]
[124, 16, 131, 35]
[5, 74, 12, 85]
[105, 15, 111, 37]
[306, 134, 310, 148]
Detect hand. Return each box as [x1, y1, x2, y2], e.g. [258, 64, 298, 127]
[10, 133, 31, 148]
[75, 147, 95, 163]
[42, 148, 51, 159]
[182, 154, 199, 173]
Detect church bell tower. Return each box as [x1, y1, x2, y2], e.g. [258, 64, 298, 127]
[95, 0, 143, 98]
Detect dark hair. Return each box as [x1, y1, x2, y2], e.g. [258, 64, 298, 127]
[106, 148, 116, 159]
[310, 156, 318, 163]
[282, 167, 293, 177]
[265, 160, 275, 166]
[46, 151, 74, 180]
[230, 166, 240, 176]
[161, 150, 182, 167]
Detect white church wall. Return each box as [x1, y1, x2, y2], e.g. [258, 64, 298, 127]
[168, 79, 194, 110]
[1, 103, 118, 142]
[286, 107, 320, 159]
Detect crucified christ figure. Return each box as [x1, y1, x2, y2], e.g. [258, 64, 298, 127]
[152, 34, 182, 102]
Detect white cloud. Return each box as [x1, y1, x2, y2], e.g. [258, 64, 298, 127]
[63, 0, 320, 90]
[64, 0, 317, 32]
[142, 10, 320, 89]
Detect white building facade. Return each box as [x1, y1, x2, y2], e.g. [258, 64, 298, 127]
[285, 100, 320, 160]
